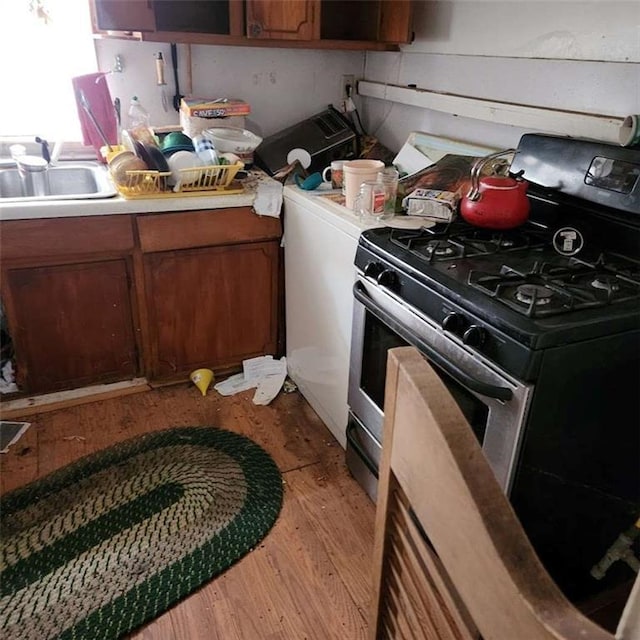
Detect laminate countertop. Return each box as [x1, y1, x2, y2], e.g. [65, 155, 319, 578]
[0, 170, 272, 221]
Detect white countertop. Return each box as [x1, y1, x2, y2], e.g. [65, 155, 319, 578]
[283, 184, 379, 238]
[0, 170, 270, 221]
[283, 183, 433, 237]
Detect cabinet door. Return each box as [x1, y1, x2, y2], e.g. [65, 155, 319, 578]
[144, 241, 279, 379]
[5, 259, 138, 394]
[320, 0, 413, 43]
[378, 0, 413, 43]
[246, 0, 320, 40]
[92, 0, 156, 32]
[154, 0, 242, 34]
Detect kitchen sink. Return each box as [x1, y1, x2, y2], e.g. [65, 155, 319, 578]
[0, 162, 117, 201]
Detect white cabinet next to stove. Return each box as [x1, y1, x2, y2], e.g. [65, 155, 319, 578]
[283, 187, 375, 448]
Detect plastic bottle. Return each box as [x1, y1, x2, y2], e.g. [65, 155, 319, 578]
[126, 96, 156, 145]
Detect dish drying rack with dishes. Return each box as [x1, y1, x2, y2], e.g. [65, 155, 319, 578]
[104, 146, 244, 199]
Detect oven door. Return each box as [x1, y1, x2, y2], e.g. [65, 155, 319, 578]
[348, 275, 533, 493]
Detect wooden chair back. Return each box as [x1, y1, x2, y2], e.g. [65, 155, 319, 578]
[369, 347, 636, 640]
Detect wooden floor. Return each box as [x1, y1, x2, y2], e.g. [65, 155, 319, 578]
[0, 383, 376, 639]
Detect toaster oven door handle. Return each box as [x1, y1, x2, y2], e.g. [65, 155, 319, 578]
[353, 281, 514, 402]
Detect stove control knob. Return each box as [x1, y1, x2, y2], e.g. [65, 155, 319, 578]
[462, 325, 487, 347]
[442, 312, 465, 334]
[364, 262, 383, 279]
[376, 269, 398, 290]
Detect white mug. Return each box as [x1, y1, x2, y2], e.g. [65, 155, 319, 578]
[322, 160, 345, 190]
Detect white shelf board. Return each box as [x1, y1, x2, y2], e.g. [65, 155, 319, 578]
[358, 81, 624, 144]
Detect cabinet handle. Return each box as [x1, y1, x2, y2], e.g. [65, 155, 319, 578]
[249, 22, 262, 37]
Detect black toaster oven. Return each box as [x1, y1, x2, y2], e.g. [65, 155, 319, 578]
[254, 106, 358, 176]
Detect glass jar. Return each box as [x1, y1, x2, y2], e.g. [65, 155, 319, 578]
[354, 180, 387, 222]
[377, 166, 400, 215]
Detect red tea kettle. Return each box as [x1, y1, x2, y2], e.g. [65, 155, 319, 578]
[459, 149, 530, 230]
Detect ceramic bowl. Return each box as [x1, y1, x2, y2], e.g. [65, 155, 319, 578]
[202, 127, 262, 166]
[161, 131, 193, 152]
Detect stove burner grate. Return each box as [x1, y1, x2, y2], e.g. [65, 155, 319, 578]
[389, 222, 547, 263]
[469, 258, 640, 318]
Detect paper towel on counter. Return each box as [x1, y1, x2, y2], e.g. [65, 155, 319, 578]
[253, 180, 283, 217]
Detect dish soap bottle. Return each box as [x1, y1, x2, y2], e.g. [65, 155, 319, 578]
[127, 96, 156, 146]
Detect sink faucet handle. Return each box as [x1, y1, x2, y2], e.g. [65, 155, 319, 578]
[35, 136, 51, 164]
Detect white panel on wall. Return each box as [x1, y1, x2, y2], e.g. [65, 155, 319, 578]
[410, 1, 640, 62]
[95, 40, 365, 137]
[359, 0, 639, 152]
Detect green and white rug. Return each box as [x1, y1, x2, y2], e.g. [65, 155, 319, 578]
[0, 426, 283, 639]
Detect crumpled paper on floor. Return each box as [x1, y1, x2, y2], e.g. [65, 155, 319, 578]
[214, 355, 287, 405]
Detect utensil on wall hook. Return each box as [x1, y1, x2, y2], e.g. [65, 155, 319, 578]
[170, 43, 184, 112]
[155, 52, 166, 85]
[113, 97, 121, 141]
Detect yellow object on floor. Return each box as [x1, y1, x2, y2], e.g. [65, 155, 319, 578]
[190, 369, 214, 396]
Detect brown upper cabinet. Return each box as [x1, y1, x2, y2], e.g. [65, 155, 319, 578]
[247, 0, 413, 44]
[91, 0, 412, 49]
[246, 0, 319, 40]
[92, 0, 244, 37]
[92, 0, 156, 33]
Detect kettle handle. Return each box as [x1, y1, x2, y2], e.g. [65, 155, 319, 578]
[466, 148, 517, 201]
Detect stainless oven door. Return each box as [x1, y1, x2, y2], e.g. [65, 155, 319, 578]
[348, 275, 533, 493]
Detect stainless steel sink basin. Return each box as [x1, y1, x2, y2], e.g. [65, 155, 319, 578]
[0, 162, 117, 201]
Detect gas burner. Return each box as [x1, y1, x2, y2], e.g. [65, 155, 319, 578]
[515, 284, 554, 306]
[427, 243, 457, 258]
[591, 275, 620, 292]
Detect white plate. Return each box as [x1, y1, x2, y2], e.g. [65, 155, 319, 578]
[385, 215, 436, 229]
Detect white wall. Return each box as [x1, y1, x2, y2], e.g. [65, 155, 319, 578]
[95, 40, 364, 137]
[95, 2, 639, 152]
[361, 0, 640, 151]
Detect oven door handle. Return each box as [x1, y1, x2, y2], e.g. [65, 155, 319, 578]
[353, 281, 513, 402]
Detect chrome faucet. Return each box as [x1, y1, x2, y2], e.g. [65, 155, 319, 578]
[10, 144, 50, 197]
[16, 155, 50, 197]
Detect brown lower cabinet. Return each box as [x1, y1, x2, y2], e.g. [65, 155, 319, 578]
[143, 241, 279, 379]
[137, 207, 281, 383]
[0, 207, 282, 394]
[0, 215, 139, 394]
[4, 259, 138, 393]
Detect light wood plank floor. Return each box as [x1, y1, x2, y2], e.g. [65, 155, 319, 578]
[0, 383, 376, 639]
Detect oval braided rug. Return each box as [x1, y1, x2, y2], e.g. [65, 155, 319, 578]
[0, 426, 283, 640]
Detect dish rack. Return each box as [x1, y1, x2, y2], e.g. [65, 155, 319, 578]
[111, 163, 244, 199]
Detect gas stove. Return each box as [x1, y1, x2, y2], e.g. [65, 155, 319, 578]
[357, 148, 640, 365]
[347, 134, 640, 604]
